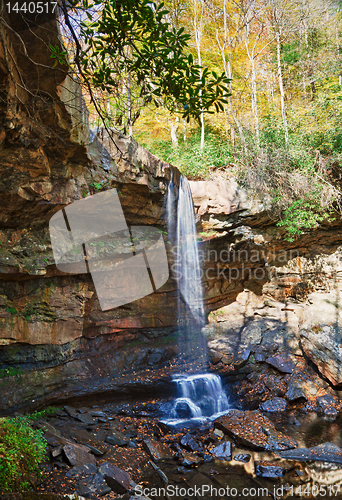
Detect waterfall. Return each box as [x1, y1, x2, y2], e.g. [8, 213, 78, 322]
[164, 173, 230, 424]
[166, 173, 206, 368]
[176, 176, 205, 324]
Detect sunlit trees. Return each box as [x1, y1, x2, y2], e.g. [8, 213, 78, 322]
[59, 0, 231, 135]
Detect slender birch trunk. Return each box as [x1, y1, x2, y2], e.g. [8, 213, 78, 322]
[171, 117, 179, 147]
[276, 33, 288, 143]
[244, 20, 260, 145]
[194, 2, 205, 150]
[127, 71, 133, 137]
[216, 0, 247, 155]
[250, 55, 260, 144]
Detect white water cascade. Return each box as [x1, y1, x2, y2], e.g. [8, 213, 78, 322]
[165, 173, 229, 424]
[171, 373, 229, 420]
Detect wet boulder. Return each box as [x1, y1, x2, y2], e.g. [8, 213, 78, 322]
[260, 397, 287, 412]
[210, 442, 232, 461]
[179, 451, 203, 466]
[265, 354, 296, 374]
[280, 442, 342, 465]
[99, 462, 134, 493]
[105, 429, 129, 446]
[215, 410, 297, 451]
[143, 438, 175, 463]
[64, 405, 79, 419]
[77, 413, 96, 425]
[158, 419, 212, 434]
[255, 461, 285, 478]
[77, 472, 111, 497]
[70, 428, 107, 455]
[317, 395, 338, 416]
[63, 443, 96, 466]
[180, 433, 203, 452]
[66, 463, 98, 478]
[172, 400, 194, 419]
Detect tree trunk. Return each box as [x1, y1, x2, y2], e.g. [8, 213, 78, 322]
[194, 3, 205, 150]
[216, 1, 246, 155]
[276, 33, 289, 144]
[127, 71, 133, 137]
[171, 117, 179, 147]
[250, 56, 260, 144]
[244, 17, 260, 145]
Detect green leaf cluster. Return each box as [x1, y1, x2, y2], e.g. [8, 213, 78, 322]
[276, 196, 334, 242]
[49, 44, 68, 65]
[74, 0, 230, 122]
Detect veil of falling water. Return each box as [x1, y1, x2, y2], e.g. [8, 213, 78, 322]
[167, 174, 207, 369]
[165, 174, 229, 424]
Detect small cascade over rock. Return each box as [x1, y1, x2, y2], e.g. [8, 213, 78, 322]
[171, 373, 229, 419]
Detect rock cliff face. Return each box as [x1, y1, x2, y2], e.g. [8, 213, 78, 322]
[1, 10, 342, 414]
[0, 11, 177, 411]
[192, 179, 342, 412]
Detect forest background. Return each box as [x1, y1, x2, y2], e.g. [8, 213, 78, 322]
[61, 0, 342, 240]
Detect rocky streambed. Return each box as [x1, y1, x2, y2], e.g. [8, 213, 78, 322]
[7, 391, 342, 500]
[4, 283, 342, 500]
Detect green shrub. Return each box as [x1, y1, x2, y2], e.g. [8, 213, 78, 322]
[27, 407, 58, 421]
[0, 367, 23, 379]
[0, 416, 47, 492]
[276, 196, 334, 241]
[136, 127, 234, 179]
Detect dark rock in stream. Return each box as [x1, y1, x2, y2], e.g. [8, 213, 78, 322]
[179, 451, 203, 466]
[234, 453, 251, 463]
[255, 461, 286, 478]
[70, 428, 108, 455]
[210, 442, 232, 461]
[143, 438, 175, 463]
[77, 472, 112, 498]
[280, 442, 342, 464]
[180, 433, 203, 452]
[105, 429, 129, 446]
[99, 462, 134, 493]
[260, 397, 287, 412]
[158, 418, 213, 433]
[215, 410, 297, 451]
[62, 444, 96, 466]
